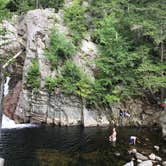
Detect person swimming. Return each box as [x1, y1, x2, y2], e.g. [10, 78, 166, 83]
[109, 128, 117, 142]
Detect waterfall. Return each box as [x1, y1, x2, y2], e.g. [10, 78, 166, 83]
[3, 77, 10, 96]
[1, 77, 37, 129]
[2, 114, 37, 129]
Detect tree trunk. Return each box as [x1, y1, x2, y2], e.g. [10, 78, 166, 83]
[36, 0, 39, 8]
[0, 69, 4, 129]
[160, 41, 164, 103]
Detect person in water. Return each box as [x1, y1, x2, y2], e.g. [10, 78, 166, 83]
[129, 136, 137, 145]
[109, 128, 117, 142]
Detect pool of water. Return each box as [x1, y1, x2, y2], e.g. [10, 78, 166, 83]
[0, 126, 165, 166]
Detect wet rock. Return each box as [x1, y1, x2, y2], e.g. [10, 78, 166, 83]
[154, 145, 160, 151]
[137, 159, 142, 163]
[123, 161, 134, 166]
[145, 138, 149, 141]
[138, 160, 152, 166]
[152, 160, 158, 164]
[0, 158, 5, 166]
[135, 152, 148, 161]
[114, 152, 120, 156]
[155, 156, 162, 161]
[162, 161, 166, 166]
[149, 153, 155, 160]
[128, 148, 137, 154]
[162, 149, 166, 154]
[144, 109, 154, 115]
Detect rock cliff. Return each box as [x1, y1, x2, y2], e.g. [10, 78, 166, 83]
[0, 7, 165, 130]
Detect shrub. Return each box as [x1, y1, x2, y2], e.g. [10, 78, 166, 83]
[45, 29, 76, 69]
[27, 58, 40, 92]
[45, 76, 57, 93]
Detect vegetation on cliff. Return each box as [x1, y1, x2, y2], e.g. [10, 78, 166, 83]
[1, 0, 166, 107]
[27, 58, 40, 93]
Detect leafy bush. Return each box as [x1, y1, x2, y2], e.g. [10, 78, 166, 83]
[45, 29, 76, 69]
[45, 61, 93, 99]
[0, 0, 11, 22]
[27, 58, 40, 92]
[45, 76, 58, 93]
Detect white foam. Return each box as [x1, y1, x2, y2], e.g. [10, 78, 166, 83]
[2, 114, 37, 129]
[4, 77, 10, 96]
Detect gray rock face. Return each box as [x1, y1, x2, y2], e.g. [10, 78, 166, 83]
[138, 160, 152, 166]
[12, 8, 109, 127]
[110, 99, 161, 127]
[73, 38, 98, 82]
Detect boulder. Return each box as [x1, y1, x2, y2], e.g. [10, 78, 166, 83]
[137, 159, 143, 163]
[154, 145, 160, 151]
[0, 158, 5, 166]
[123, 161, 134, 166]
[155, 156, 162, 161]
[138, 160, 153, 166]
[162, 161, 166, 166]
[135, 152, 148, 161]
[114, 152, 120, 156]
[128, 148, 137, 154]
[149, 153, 155, 160]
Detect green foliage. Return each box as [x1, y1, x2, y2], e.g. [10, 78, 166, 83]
[44, 0, 166, 105]
[27, 58, 40, 92]
[1, 0, 165, 106]
[137, 61, 166, 91]
[45, 61, 92, 100]
[64, 0, 87, 45]
[56, 61, 86, 95]
[0, 0, 10, 9]
[0, 0, 11, 22]
[38, 0, 64, 11]
[45, 29, 76, 69]
[45, 76, 57, 93]
[5, 0, 64, 13]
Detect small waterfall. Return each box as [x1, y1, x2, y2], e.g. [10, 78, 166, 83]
[3, 77, 10, 96]
[2, 77, 37, 129]
[2, 114, 37, 129]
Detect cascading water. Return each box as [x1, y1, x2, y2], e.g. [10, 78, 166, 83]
[3, 77, 10, 97]
[1, 76, 37, 129]
[2, 114, 37, 129]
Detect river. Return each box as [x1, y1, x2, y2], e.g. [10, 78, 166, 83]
[0, 118, 166, 166]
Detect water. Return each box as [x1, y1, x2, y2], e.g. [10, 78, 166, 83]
[0, 125, 165, 166]
[3, 77, 10, 97]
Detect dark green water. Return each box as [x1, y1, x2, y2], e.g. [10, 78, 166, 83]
[0, 126, 165, 166]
